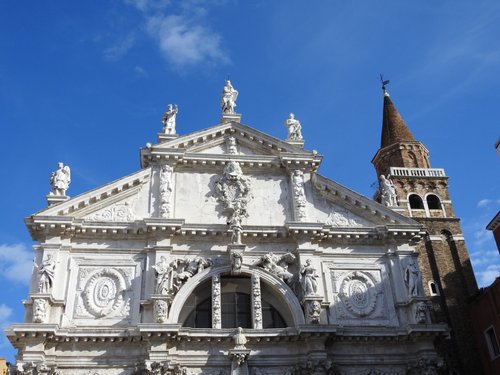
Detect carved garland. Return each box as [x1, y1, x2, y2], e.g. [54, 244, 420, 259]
[82, 268, 127, 318]
[159, 165, 174, 218]
[212, 274, 222, 329]
[338, 271, 377, 317]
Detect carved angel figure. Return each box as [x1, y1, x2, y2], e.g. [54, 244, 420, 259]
[36, 255, 55, 294]
[221, 80, 238, 114]
[285, 113, 303, 141]
[168, 256, 212, 294]
[379, 174, 397, 207]
[162, 104, 178, 135]
[254, 252, 296, 284]
[49, 162, 71, 196]
[300, 259, 318, 296]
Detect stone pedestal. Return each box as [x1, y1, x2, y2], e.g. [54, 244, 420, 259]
[46, 194, 69, 206]
[229, 349, 250, 375]
[302, 296, 323, 324]
[286, 139, 305, 148]
[221, 113, 242, 123]
[157, 133, 179, 143]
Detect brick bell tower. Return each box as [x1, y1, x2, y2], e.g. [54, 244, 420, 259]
[372, 83, 482, 374]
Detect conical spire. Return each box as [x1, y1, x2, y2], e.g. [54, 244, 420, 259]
[380, 93, 415, 148]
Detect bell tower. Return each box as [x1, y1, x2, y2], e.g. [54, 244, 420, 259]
[372, 84, 481, 374]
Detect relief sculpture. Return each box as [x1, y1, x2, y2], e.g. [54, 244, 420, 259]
[253, 252, 296, 285]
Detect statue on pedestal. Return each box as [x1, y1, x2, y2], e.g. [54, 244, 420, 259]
[36, 255, 56, 294]
[300, 259, 318, 296]
[285, 113, 303, 141]
[162, 104, 178, 135]
[49, 162, 71, 196]
[404, 260, 421, 297]
[221, 80, 238, 114]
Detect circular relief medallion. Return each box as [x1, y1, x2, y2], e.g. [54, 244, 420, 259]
[82, 268, 127, 318]
[338, 271, 377, 317]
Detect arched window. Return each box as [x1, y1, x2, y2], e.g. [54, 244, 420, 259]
[409, 194, 424, 209]
[428, 280, 439, 296]
[182, 276, 287, 329]
[426, 194, 441, 210]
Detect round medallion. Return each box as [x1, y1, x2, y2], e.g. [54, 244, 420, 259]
[82, 268, 127, 318]
[338, 271, 377, 317]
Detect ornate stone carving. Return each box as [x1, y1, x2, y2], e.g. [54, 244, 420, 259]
[231, 251, 243, 273]
[89, 201, 136, 222]
[221, 80, 238, 114]
[288, 360, 340, 375]
[153, 256, 212, 296]
[308, 300, 321, 324]
[162, 104, 178, 135]
[33, 298, 47, 323]
[227, 137, 238, 155]
[36, 255, 55, 294]
[233, 327, 247, 349]
[404, 260, 421, 297]
[379, 175, 397, 207]
[415, 301, 428, 324]
[159, 165, 174, 218]
[49, 162, 71, 196]
[300, 259, 318, 296]
[154, 299, 169, 323]
[214, 161, 252, 244]
[291, 170, 307, 221]
[338, 271, 378, 317]
[325, 207, 364, 227]
[212, 274, 221, 329]
[252, 275, 262, 329]
[407, 358, 445, 375]
[81, 268, 128, 318]
[285, 113, 303, 141]
[253, 252, 296, 284]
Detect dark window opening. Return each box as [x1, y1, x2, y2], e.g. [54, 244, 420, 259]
[429, 281, 439, 296]
[262, 300, 286, 328]
[427, 195, 441, 210]
[409, 194, 424, 209]
[486, 327, 500, 358]
[184, 296, 211, 328]
[222, 292, 252, 328]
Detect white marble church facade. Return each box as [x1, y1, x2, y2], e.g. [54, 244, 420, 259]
[7, 83, 447, 375]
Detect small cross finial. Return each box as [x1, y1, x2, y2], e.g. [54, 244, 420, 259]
[380, 74, 390, 97]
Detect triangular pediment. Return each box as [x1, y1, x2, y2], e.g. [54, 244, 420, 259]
[31, 169, 151, 219]
[141, 122, 319, 168]
[311, 173, 419, 227]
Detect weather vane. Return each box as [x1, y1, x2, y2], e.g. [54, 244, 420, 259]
[380, 74, 390, 95]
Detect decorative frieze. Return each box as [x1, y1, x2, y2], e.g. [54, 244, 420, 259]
[290, 170, 307, 221]
[159, 165, 174, 218]
[89, 202, 136, 222]
[251, 275, 262, 329]
[212, 274, 222, 329]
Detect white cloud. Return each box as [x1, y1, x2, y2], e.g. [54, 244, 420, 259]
[104, 33, 136, 61]
[146, 14, 229, 69]
[476, 264, 500, 287]
[478, 198, 492, 208]
[125, 0, 170, 12]
[0, 243, 33, 285]
[134, 65, 148, 77]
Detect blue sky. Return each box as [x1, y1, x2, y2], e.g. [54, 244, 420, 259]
[1, 0, 499, 361]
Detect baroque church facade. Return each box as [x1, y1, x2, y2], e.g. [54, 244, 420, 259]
[6, 81, 480, 375]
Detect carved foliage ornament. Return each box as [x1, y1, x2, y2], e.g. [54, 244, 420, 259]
[291, 170, 307, 221]
[82, 268, 128, 318]
[159, 165, 174, 218]
[154, 300, 169, 323]
[90, 202, 136, 222]
[338, 271, 378, 317]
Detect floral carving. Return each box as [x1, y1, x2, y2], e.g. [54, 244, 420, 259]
[159, 165, 174, 218]
[214, 161, 252, 244]
[212, 274, 221, 329]
[252, 275, 262, 329]
[89, 202, 135, 222]
[325, 207, 364, 227]
[291, 170, 307, 221]
[338, 271, 378, 317]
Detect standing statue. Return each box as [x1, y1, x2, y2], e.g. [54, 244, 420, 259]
[161, 104, 178, 135]
[49, 162, 71, 196]
[404, 260, 421, 297]
[36, 255, 56, 294]
[300, 259, 318, 296]
[379, 175, 397, 206]
[152, 256, 174, 295]
[221, 80, 238, 114]
[285, 113, 303, 141]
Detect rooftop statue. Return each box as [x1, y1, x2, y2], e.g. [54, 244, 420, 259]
[162, 104, 178, 135]
[221, 80, 238, 114]
[379, 174, 397, 207]
[285, 113, 303, 141]
[49, 162, 71, 196]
